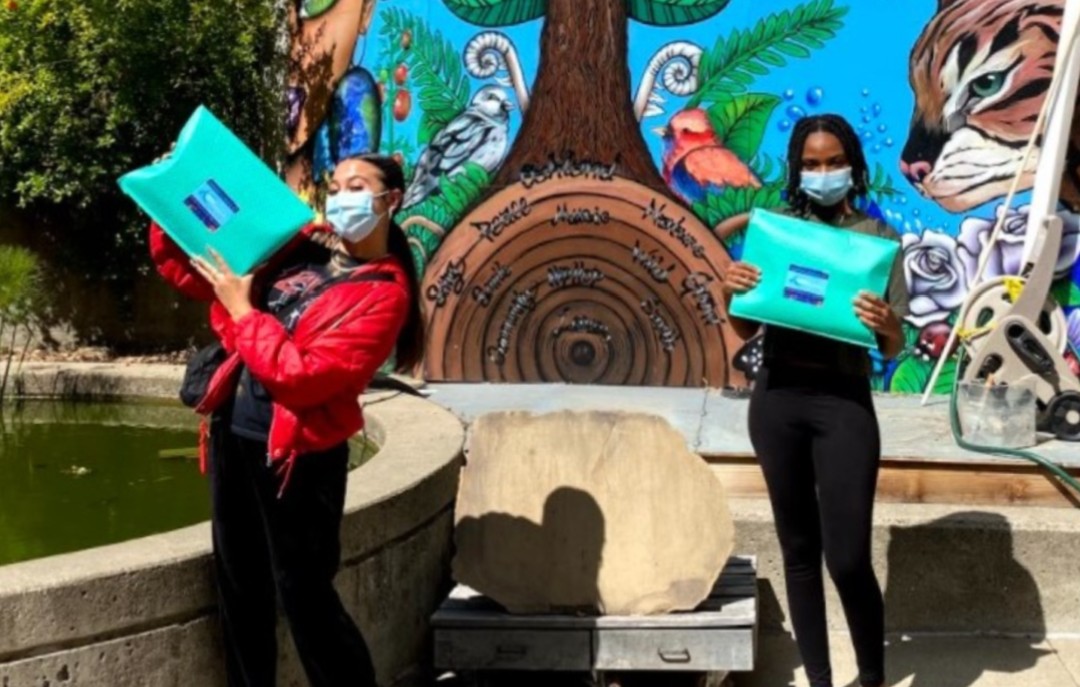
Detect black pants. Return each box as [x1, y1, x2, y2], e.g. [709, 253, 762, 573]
[209, 424, 377, 687]
[748, 367, 884, 687]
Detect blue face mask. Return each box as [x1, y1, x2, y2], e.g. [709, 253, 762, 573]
[325, 190, 386, 243]
[800, 168, 853, 207]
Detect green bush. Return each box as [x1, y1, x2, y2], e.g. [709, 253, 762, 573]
[0, 244, 44, 400]
[0, 0, 286, 275]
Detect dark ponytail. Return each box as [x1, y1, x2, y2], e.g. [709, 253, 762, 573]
[351, 154, 426, 374]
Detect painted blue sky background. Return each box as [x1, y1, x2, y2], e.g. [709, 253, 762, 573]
[358, 0, 1034, 238]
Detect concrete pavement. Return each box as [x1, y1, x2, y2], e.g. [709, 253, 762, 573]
[736, 632, 1080, 687]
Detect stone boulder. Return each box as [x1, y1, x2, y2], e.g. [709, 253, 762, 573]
[452, 410, 735, 615]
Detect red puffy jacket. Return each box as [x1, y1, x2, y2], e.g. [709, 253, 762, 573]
[149, 222, 411, 487]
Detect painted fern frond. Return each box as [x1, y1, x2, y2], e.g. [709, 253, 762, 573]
[380, 8, 470, 140]
[689, 0, 848, 108]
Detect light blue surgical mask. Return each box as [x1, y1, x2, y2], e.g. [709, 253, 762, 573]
[800, 168, 853, 207]
[325, 190, 387, 243]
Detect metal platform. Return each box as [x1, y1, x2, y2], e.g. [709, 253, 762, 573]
[432, 556, 757, 676]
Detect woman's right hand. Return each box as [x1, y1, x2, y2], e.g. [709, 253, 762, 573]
[722, 262, 761, 295]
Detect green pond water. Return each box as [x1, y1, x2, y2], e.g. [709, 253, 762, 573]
[0, 401, 376, 566]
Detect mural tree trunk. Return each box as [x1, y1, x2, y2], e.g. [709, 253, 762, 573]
[491, 0, 666, 194]
[422, 0, 744, 387]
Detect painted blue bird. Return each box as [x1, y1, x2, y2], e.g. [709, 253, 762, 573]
[402, 86, 513, 210]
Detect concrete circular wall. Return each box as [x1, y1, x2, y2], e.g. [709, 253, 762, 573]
[0, 363, 464, 687]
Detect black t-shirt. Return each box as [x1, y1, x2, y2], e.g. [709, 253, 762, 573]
[230, 245, 363, 441]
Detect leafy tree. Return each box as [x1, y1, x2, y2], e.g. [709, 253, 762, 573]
[0, 0, 286, 346]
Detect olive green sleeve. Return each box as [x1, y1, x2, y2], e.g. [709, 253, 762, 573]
[878, 221, 909, 319]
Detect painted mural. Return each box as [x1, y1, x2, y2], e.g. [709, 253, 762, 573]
[285, 0, 1080, 392]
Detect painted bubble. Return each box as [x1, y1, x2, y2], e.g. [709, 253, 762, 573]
[784, 89, 796, 101]
[786, 105, 806, 120]
[806, 87, 824, 106]
[778, 119, 793, 132]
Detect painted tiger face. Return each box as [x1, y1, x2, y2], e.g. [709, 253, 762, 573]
[901, 0, 1063, 212]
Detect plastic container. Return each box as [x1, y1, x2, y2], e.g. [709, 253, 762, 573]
[957, 380, 1038, 449]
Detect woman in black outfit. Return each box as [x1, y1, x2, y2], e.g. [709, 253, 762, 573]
[719, 114, 909, 687]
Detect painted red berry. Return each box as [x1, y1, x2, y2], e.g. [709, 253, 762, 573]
[394, 64, 408, 86]
[393, 90, 411, 122]
[400, 30, 412, 50]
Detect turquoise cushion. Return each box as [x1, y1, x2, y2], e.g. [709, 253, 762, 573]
[730, 208, 899, 349]
[119, 106, 314, 275]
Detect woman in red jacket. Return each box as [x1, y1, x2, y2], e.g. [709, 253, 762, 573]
[150, 154, 423, 687]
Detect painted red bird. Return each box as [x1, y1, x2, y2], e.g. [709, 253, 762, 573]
[657, 109, 761, 205]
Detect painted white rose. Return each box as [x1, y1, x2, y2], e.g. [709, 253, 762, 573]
[957, 204, 1080, 282]
[902, 229, 968, 327]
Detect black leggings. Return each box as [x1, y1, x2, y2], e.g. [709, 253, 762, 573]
[748, 367, 884, 687]
[209, 424, 377, 687]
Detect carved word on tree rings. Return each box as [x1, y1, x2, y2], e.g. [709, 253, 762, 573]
[422, 172, 743, 387]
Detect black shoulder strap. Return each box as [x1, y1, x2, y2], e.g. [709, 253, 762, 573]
[276, 269, 396, 333]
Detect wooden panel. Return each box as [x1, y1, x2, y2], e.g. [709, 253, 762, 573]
[593, 627, 756, 672]
[422, 176, 743, 387]
[434, 629, 592, 671]
[706, 457, 1080, 509]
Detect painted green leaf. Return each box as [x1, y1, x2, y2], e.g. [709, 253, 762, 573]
[774, 41, 812, 58]
[442, 0, 546, 26]
[889, 355, 957, 395]
[300, 0, 338, 19]
[889, 356, 930, 394]
[706, 93, 781, 162]
[688, 0, 848, 109]
[868, 162, 899, 201]
[440, 178, 469, 213]
[691, 181, 787, 228]
[628, 0, 731, 26]
[902, 322, 921, 349]
[1052, 278, 1080, 307]
[403, 223, 444, 272]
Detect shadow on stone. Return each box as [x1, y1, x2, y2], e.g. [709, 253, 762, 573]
[453, 486, 605, 685]
[454, 485, 605, 615]
[882, 510, 1048, 687]
[731, 579, 800, 687]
